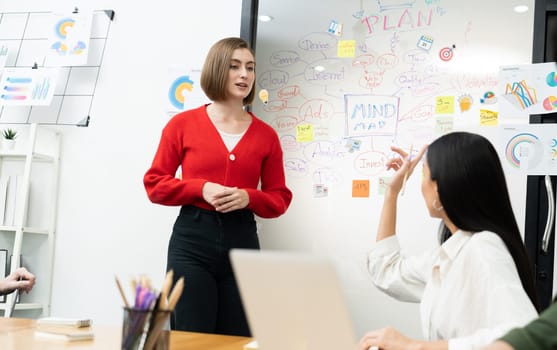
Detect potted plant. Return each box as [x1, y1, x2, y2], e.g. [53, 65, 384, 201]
[2, 128, 18, 150]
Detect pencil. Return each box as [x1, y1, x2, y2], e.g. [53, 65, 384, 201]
[115, 275, 130, 308]
[167, 277, 185, 311]
[159, 270, 173, 310]
[400, 144, 413, 196]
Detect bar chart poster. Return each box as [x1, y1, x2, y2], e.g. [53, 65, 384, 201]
[0, 67, 58, 106]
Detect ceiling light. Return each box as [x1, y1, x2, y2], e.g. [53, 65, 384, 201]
[514, 5, 528, 13]
[259, 15, 274, 22]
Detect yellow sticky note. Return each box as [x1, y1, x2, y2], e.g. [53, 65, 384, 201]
[480, 109, 498, 126]
[296, 124, 314, 142]
[435, 96, 454, 114]
[337, 40, 356, 58]
[352, 179, 370, 198]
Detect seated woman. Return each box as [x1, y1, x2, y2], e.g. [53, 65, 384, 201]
[0, 267, 35, 296]
[482, 299, 557, 350]
[359, 132, 539, 350]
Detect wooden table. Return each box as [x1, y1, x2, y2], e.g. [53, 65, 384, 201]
[0, 318, 253, 349]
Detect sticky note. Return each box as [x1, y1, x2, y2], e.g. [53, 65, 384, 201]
[345, 138, 362, 153]
[352, 179, 370, 198]
[338, 40, 356, 57]
[480, 109, 498, 126]
[435, 116, 453, 134]
[296, 124, 314, 142]
[378, 177, 391, 196]
[435, 96, 454, 114]
[313, 184, 328, 198]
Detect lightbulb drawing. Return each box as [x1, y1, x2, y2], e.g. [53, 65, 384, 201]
[259, 89, 269, 104]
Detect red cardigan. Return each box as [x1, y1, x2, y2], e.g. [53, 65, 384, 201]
[144, 105, 292, 219]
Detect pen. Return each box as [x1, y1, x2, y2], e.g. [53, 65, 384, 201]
[400, 144, 413, 196]
[140, 291, 157, 310]
[135, 285, 150, 309]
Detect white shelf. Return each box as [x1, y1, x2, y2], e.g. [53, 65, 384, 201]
[0, 226, 51, 235]
[0, 123, 60, 318]
[0, 303, 43, 311]
[0, 151, 56, 162]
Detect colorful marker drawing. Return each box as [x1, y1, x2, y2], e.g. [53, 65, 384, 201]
[417, 35, 434, 51]
[439, 46, 454, 61]
[480, 91, 497, 104]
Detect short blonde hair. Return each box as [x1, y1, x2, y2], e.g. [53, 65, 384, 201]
[200, 37, 256, 105]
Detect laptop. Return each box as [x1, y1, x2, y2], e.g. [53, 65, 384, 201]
[230, 249, 358, 350]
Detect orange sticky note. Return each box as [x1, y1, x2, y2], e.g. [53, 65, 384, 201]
[352, 179, 370, 198]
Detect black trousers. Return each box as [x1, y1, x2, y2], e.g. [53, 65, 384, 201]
[167, 205, 259, 336]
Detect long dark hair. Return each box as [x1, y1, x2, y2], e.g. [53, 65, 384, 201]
[427, 132, 540, 312]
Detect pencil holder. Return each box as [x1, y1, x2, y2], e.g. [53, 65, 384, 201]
[121, 307, 171, 350]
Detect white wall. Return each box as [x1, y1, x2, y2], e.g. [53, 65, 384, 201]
[1, 0, 243, 325]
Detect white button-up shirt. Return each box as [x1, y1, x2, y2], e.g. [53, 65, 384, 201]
[367, 230, 537, 350]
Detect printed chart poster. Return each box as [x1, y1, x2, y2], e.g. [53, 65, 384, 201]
[498, 62, 557, 121]
[0, 67, 58, 106]
[45, 11, 93, 67]
[166, 68, 209, 113]
[499, 124, 557, 175]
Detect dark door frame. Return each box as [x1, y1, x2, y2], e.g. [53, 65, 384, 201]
[528, 0, 557, 310]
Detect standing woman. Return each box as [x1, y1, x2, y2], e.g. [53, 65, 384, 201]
[144, 37, 292, 336]
[359, 132, 539, 350]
